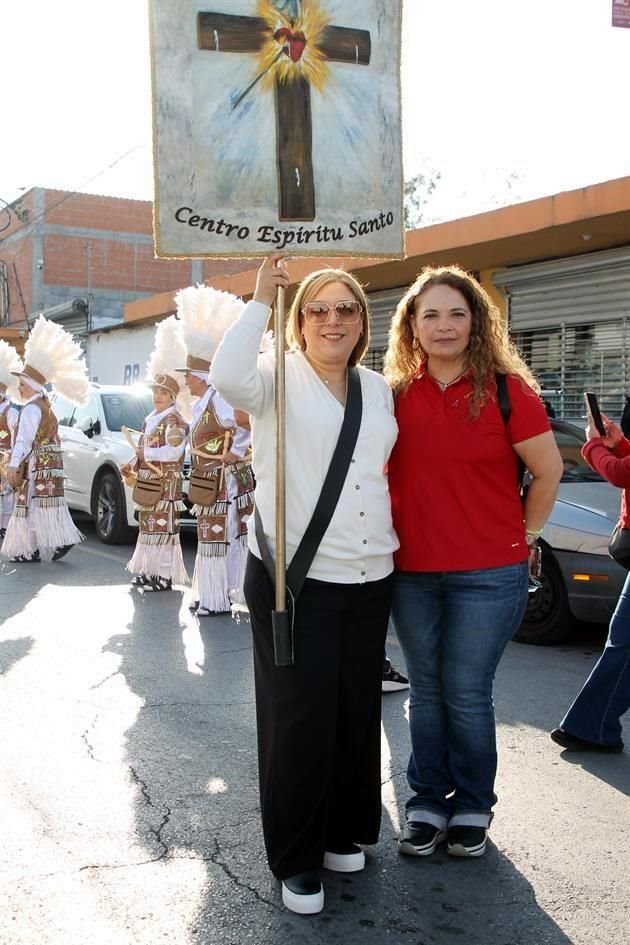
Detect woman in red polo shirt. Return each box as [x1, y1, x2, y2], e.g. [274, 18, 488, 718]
[385, 265, 563, 859]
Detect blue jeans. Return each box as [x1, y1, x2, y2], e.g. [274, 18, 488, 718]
[392, 563, 528, 829]
[560, 571, 630, 746]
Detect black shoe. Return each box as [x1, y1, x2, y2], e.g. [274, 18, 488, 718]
[130, 574, 149, 588]
[52, 544, 74, 562]
[0, 527, 5, 539]
[398, 821, 445, 856]
[550, 727, 624, 753]
[10, 550, 41, 563]
[281, 871, 324, 914]
[382, 659, 409, 693]
[447, 825, 487, 858]
[144, 575, 172, 592]
[188, 599, 200, 612]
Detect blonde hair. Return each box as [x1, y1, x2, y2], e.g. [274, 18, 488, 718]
[286, 269, 370, 367]
[383, 265, 539, 416]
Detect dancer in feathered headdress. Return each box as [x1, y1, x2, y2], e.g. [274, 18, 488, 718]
[124, 315, 190, 591]
[1, 316, 88, 562]
[0, 340, 23, 537]
[175, 284, 271, 616]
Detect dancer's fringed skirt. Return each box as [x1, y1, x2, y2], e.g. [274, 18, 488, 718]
[126, 472, 189, 584]
[192, 461, 255, 614]
[1, 459, 83, 559]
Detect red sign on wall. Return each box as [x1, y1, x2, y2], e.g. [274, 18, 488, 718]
[613, 0, 630, 28]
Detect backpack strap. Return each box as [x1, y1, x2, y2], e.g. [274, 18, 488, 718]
[495, 372, 526, 492]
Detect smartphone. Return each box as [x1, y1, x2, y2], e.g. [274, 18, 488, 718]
[584, 391, 606, 436]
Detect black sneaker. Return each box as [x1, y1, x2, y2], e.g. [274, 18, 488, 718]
[52, 544, 74, 562]
[10, 550, 41, 563]
[398, 821, 445, 856]
[281, 871, 324, 914]
[144, 575, 172, 592]
[447, 825, 487, 858]
[382, 660, 409, 693]
[550, 727, 624, 753]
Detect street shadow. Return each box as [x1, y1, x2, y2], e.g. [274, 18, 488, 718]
[100, 592, 580, 944]
[0, 635, 34, 675]
[555, 750, 630, 796]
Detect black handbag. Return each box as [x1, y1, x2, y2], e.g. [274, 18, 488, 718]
[255, 366, 363, 666]
[608, 524, 630, 570]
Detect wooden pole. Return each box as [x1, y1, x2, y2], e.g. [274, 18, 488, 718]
[271, 279, 292, 665]
[274, 283, 287, 613]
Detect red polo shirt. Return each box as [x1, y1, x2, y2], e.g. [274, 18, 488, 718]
[388, 371, 551, 572]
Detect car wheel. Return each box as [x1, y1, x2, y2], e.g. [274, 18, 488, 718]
[92, 470, 135, 545]
[513, 544, 572, 645]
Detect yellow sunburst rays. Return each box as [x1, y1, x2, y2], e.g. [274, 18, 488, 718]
[257, 0, 331, 91]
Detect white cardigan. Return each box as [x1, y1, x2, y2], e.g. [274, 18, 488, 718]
[210, 300, 399, 585]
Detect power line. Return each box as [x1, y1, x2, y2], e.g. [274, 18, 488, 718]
[0, 142, 149, 246]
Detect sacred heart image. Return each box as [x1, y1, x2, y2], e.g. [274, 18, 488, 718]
[149, 0, 404, 258]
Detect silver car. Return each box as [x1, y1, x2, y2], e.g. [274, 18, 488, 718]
[516, 419, 626, 645]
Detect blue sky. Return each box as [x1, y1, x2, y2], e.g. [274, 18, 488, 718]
[3, 0, 630, 224]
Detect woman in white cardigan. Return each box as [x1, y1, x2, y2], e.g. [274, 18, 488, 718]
[210, 255, 398, 916]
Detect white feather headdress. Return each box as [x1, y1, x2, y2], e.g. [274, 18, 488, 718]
[21, 316, 88, 405]
[0, 340, 23, 399]
[174, 284, 250, 367]
[146, 315, 192, 420]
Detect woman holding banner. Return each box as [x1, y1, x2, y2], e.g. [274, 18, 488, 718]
[210, 254, 398, 915]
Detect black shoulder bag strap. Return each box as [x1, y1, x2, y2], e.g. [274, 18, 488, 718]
[496, 371, 526, 493]
[254, 366, 363, 662]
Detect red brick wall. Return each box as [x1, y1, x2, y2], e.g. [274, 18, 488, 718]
[2, 237, 32, 324]
[44, 190, 153, 235]
[43, 234, 193, 292]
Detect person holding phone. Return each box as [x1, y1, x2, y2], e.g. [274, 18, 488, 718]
[551, 404, 630, 753]
[210, 255, 398, 915]
[384, 265, 563, 859]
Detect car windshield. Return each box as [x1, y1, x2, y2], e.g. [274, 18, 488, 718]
[553, 423, 603, 483]
[101, 392, 153, 432]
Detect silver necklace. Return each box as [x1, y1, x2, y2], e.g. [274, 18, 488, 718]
[431, 369, 467, 391]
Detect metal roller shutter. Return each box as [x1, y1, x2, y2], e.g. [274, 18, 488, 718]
[494, 247, 630, 330]
[365, 287, 404, 372]
[494, 248, 630, 423]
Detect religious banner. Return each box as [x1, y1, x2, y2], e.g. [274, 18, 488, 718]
[149, 0, 404, 259]
[612, 0, 630, 28]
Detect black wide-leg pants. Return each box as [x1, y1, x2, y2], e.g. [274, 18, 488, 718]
[244, 552, 393, 880]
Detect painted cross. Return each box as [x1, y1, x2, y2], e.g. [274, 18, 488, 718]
[147, 514, 156, 532]
[197, 3, 371, 221]
[45, 479, 57, 496]
[199, 519, 211, 540]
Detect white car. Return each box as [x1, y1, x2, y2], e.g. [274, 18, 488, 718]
[51, 383, 166, 543]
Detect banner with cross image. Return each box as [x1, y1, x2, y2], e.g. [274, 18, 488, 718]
[149, 0, 404, 259]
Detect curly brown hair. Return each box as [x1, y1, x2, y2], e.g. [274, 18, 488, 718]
[383, 265, 539, 416]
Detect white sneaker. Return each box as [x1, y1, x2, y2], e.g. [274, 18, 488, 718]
[281, 871, 324, 914]
[323, 844, 365, 872]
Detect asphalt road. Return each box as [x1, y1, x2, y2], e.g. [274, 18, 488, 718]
[0, 523, 628, 945]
